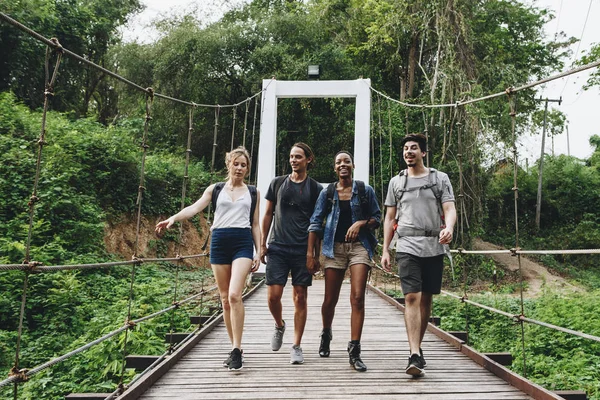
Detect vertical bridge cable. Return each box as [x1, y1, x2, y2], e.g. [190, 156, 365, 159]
[11, 41, 63, 400]
[377, 94, 384, 203]
[422, 107, 429, 168]
[456, 113, 470, 343]
[230, 106, 237, 151]
[201, 106, 221, 253]
[167, 106, 196, 354]
[387, 99, 393, 180]
[116, 89, 154, 395]
[250, 95, 259, 185]
[243, 99, 250, 148]
[507, 89, 528, 378]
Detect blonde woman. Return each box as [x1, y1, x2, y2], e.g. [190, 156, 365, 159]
[156, 146, 260, 370]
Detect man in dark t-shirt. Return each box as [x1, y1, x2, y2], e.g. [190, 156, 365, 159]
[260, 143, 322, 365]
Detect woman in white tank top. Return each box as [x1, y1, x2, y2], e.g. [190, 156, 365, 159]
[155, 147, 260, 371]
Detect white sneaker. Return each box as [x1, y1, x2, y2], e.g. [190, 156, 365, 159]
[290, 345, 304, 364]
[270, 321, 286, 351]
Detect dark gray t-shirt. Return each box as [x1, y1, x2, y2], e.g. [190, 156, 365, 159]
[265, 176, 322, 254]
[385, 170, 454, 257]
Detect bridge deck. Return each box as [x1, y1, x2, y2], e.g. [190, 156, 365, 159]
[137, 279, 532, 399]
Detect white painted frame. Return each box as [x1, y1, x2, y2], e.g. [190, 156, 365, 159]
[256, 78, 372, 218]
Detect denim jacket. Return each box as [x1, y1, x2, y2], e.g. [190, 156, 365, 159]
[308, 180, 381, 259]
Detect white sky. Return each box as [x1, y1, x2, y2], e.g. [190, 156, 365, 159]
[123, 0, 600, 160]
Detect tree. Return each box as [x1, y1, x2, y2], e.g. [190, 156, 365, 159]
[0, 0, 142, 121]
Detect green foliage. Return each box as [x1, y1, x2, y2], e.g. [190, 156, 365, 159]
[0, 265, 215, 400]
[0, 0, 142, 120]
[482, 154, 600, 287]
[434, 291, 600, 399]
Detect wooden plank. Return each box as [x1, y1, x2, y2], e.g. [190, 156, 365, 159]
[65, 394, 112, 399]
[189, 316, 211, 325]
[553, 390, 588, 400]
[484, 352, 513, 366]
[125, 355, 160, 371]
[119, 280, 541, 400]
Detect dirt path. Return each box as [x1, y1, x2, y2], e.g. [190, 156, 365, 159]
[472, 238, 581, 297]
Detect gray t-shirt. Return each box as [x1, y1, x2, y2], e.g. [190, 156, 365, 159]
[384, 170, 455, 257]
[265, 176, 322, 254]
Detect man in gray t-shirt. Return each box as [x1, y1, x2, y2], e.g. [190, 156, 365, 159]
[260, 143, 322, 365]
[381, 133, 456, 377]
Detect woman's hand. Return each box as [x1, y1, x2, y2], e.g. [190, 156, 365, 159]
[345, 221, 363, 242]
[260, 244, 269, 264]
[251, 254, 260, 272]
[155, 217, 174, 234]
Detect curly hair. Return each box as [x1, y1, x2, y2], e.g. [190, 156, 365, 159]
[400, 133, 427, 152]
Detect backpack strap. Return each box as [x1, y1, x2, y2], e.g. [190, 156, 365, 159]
[248, 185, 257, 225]
[354, 180, 370, 220]
[211, 182, 226, 211]
[271, 175, 288, 209]
[308, 177, 321, 208]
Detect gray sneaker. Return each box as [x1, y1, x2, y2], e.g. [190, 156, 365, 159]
[290, 345, 304, 364]
[270, 320, 286, 351]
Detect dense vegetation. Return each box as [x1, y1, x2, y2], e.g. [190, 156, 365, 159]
[1, 0, 600, 398]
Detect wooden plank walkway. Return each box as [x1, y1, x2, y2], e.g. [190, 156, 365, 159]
[137, 279, 533, 399]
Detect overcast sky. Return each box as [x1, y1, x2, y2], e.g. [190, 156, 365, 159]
[122, 0, 600, 160]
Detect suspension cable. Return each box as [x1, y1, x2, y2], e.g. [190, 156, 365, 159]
[0, 286, 218, 389]
[365, 59, 600, 109]
[10, 41, 64, 400]
[230, 106, 237, 151]
[250, 94, 259, 185]
[371, 264, 600, 343]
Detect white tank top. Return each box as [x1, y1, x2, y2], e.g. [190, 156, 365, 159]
[211, 187, 252, 230]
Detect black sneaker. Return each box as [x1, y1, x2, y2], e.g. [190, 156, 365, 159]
[228, 348, 243, 371]
[319, 328, 332, 357]
[223, 349, 244, 367]
[420, 347, 427, 368]
[406, 353, 425, 376]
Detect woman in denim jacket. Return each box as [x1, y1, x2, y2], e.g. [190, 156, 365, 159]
[307, 151, 381, 372]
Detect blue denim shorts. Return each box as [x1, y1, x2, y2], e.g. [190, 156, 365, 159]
[210, 228, 253, 264]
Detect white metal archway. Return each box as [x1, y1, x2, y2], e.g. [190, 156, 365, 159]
[256, 78, 372, 218]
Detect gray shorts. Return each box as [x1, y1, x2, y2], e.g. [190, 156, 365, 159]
[265, 246, 312, 287]
[323, 242, 374, 270]
[396, 253, 444, 294]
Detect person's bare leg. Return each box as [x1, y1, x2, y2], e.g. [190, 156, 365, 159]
[268, 284, 285, 327]
[292, 285, 308, 345]
[211, 264, 233, 344]
[419, 292, 433, 344]
[321, 268, 345, 328]
[404, 291, 422, 355]
[349, 264, 368, 341]
[227, 257, 252, 349]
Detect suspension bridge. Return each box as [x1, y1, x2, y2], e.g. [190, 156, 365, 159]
[1, 10, 599, 400]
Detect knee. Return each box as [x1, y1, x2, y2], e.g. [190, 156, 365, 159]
[220, 295, 231, 311]
[268, 293, 281, 307]
[294, 291, 307, 308]
[404, 292, 420, 307]
[350, 294, 365, 310]
[228, 291, 243, 306]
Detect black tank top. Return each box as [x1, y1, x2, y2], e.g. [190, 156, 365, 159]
[334, 200, 353, 243]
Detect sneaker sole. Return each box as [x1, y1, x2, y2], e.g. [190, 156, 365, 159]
[290, 360, 304, 364]
[228, 365, 243, 371]
[405, 365, 425, 376]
